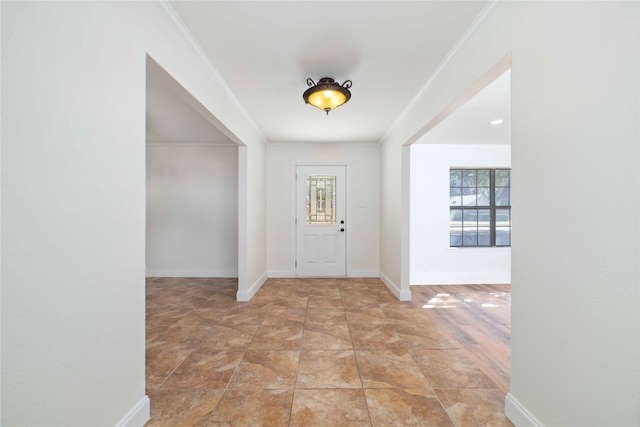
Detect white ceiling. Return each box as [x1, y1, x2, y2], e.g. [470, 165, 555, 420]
[418, 69, 511, 144]
[147, 1, 511, 146]
[146, 57, 234, 145]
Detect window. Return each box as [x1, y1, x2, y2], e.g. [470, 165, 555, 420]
[449, 168, 511, 247]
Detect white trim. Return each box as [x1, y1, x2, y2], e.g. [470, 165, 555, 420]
[0, 2, 3, 422]
[350, 270, 379, 278]
[380, 271, 412, 301]
[379, 0, 499, 145]
[236, 271, 267, 301]
[345, 165, 352, 277]
[410, 272, 511, 285]
[273, 271, 379, 279]
[290, 160, 353, 166]
[146, 141, 235, 147]
[447, 246, 512, 253]
[401, 56, 511, 148]
[400, 145, 411, 298]
[290, 164, 297, 276]
[505, 393, 543, 427]
[237, 146, 248, 299]
[145, 56, 246, 149]
[145, 270, 238, 278]
[158, 1, 266, 142]
[269, 142, 378, 149]
[268, 270, 292, 278]
[116, 395, 150, 427]
[291, 162, 351, 278]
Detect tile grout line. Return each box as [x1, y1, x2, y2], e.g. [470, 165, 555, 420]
[146, 279, 511, 425]
[343, 284, 376, 426]
[287, 292, 310, 427]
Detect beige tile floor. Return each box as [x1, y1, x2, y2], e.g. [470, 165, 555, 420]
[145, 277, 513, 426]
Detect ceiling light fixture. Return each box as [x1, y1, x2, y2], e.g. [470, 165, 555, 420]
[303, 77, 352, 115]
[490, 119, 504, 126]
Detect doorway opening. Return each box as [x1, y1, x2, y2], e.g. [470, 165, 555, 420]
[145, 57, 239, 282]
[402, 56, 512, 393]
[408, 68, 512, 286]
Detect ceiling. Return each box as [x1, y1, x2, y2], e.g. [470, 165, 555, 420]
[148, 1, 512, 146]
[418, 69, 511, 145]
[146, 57, 234, 145]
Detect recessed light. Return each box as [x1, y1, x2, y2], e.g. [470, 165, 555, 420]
[490, 119, 504, 126]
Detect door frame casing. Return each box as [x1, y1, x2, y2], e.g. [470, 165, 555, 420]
[290, 161, 352, 277]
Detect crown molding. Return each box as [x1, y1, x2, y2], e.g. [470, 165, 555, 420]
[267, 141, 379, 149]
[379, 0, 500, 146]
[158, 1, 267, 144]
[146, 141, 236, 148]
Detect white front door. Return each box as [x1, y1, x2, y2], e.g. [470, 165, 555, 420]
[296, 165, 346, 277]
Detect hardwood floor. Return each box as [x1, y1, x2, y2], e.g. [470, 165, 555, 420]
[145, 278, 512, 426]
[411, 284, 511, 393]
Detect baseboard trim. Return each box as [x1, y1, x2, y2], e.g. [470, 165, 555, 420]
[146, 270, 238, 278]
[505, 393, 543, 427]
[379, 271, 412, 301]
[350, 270, 379, 278]
[236, 271, 267, 301]
[410, 271, 510, 285]
[268, 270, 292, 278]
[116, 395, 150, 427]
[267, 270, 379, 279]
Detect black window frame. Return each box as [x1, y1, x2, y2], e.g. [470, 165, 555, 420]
[449, 168, 511, 248]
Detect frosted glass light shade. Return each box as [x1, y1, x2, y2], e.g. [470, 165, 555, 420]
[303, 77, 352, 114]
[307, 90, 347, 112]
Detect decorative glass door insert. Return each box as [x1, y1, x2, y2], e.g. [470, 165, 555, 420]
[306, 175, 336, 224]
[296, 165, 346, 277]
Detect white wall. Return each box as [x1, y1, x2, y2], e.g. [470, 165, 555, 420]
[267, 143, 379, 277]
[380, 2, 639, 426]
[1, 2, 267, 425]
[146, 144, 238, 277]
[242, 140, 268, 299]
[379, 141, 403, 293]
[410, 144, 510, 285]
